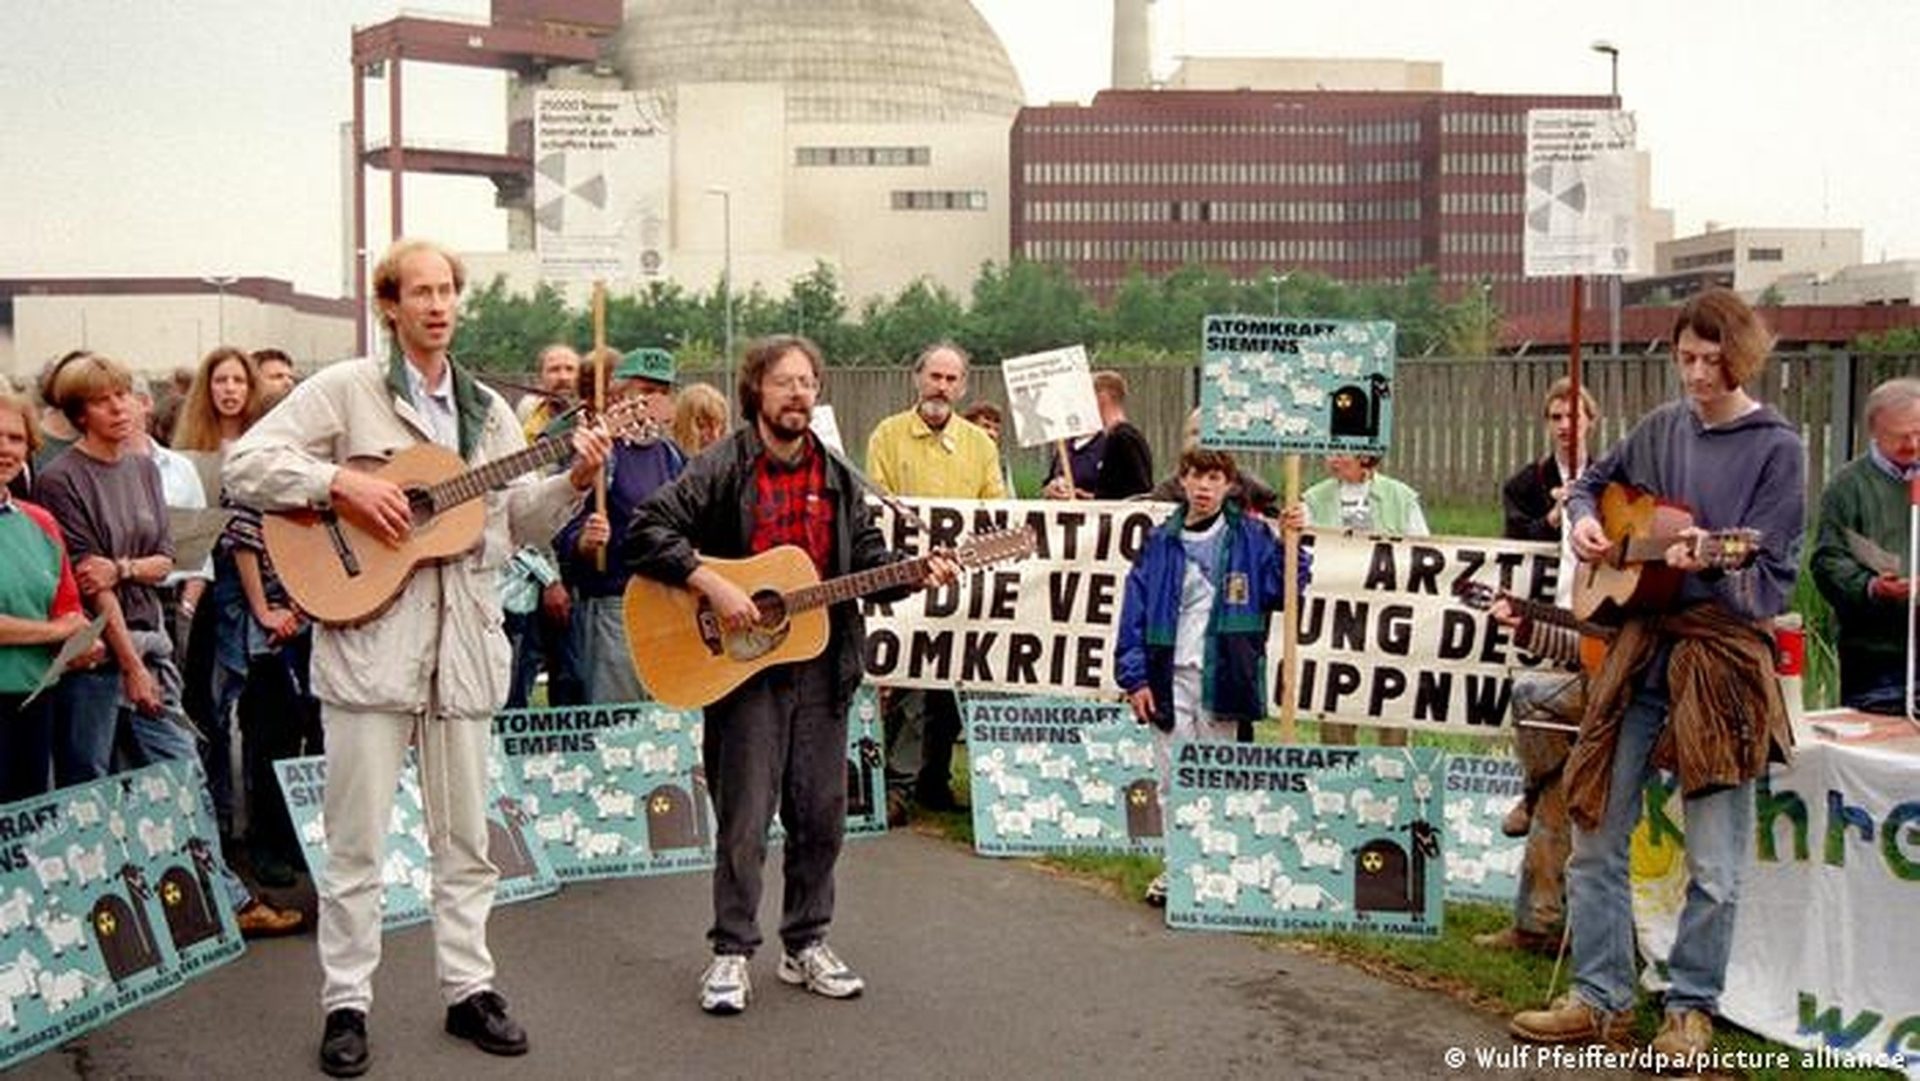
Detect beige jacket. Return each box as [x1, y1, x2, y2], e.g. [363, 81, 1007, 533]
[224, 355, 582, 718]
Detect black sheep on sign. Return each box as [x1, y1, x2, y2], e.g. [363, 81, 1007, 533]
[1351, 819, 1441, 920]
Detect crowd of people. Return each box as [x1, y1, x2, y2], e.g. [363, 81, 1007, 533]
[1, 248, 1911, 1079]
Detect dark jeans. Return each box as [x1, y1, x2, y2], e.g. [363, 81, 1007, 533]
[0, 692, 54, 804]
[883, 689, 962, 802]
[704, 656, 846, 957]
[505, 604, 586, 710]
[1840, 648, 1909, 712]
[239, 640, 321, 859]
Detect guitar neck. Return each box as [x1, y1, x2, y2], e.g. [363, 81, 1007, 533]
[424, 437, 572, 511]
[1618, 535, 1679, 563]
[1506, 594, 1611, 640]
[785, 556, 929, 614]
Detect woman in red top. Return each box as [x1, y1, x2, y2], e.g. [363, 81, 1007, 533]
[0, 391, 99, 802]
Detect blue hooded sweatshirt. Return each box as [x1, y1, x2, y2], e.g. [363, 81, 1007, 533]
[1566, 398, 1805, 623]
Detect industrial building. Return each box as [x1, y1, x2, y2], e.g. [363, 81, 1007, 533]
[1, 277, 356, 382]
[1009, 58, 1671, 316]
[353, 0, 1024, 347]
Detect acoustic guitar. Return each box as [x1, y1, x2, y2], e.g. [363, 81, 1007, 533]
[1453, 580, 1613, 675]
[265, 397, 658, 626]
[622, 527, 1038, 709]
[1570, 482, 1762, 623]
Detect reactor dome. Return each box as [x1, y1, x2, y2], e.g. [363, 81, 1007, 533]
[611, 0, 1026, 124]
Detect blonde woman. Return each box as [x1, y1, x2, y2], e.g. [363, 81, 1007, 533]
[672, 380, 729, 456]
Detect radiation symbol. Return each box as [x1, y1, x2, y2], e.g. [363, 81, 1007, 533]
[651, 794, 673, 814]
[1361, 851, 1386, 874]
[96, 911, 118, 936]
[161, 881, 184, 907]
[1129, 789, 1149, 806]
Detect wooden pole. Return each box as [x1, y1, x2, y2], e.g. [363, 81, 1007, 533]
[592, 281, 609, 573]
[1054, 439, 1076, 500]
[1280, 453, 1302, 743]
[1569, 275, 1585, 473]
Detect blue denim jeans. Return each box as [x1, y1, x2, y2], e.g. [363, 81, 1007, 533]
[54, 634, 248, 910]
[55, 657, 198, 783]
[1566, 687, 1754, 1014]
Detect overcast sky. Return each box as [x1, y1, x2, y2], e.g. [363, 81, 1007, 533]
[5, 0, 1915, 297]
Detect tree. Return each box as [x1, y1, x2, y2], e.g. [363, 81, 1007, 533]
[454, 276, 578, 372]
[859, 278, 968, 365]
[963, 259, 1098, 362]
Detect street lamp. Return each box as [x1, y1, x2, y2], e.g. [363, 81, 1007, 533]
[705, 187, 734, 404]
[1590, 40, 1619, 99]
[200, 275, 238, 345]
[1268, 271, 1291, 315]
[1589, 41, 1622, 357]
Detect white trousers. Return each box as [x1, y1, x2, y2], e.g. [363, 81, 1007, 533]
[1152, 667, 1239, 800]
[317, 705, 497, 1013]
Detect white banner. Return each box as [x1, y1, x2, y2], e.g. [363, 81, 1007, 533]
[862, 499, 1562, 735]
[1523, 109, 1641, 278]
[1633, 723, 1919, 1076]
[533, 90, 670, 282]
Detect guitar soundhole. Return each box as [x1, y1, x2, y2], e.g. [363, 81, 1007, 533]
[721, 590, 790, 663]
[406, 486, 436, 528]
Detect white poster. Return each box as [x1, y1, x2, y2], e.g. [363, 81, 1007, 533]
[1632, 733, 1919, 1077]
[1001, 345, 1101, 448]
[533, 90, 670, 282]
[1523, 109, 1641, 278]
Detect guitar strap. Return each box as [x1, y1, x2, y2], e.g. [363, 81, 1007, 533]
[815, 439, 932, 535]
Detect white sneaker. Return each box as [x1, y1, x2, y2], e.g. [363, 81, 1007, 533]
[777, 943, 865, 999]
[700, 954, 751, 1015]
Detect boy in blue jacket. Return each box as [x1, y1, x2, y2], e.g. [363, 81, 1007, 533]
[1116, 447, 1308, 905]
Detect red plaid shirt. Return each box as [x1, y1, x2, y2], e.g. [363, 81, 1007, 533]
[750, 435, 834, 575]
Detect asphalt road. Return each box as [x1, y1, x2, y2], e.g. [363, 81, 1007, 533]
[8, 830, 1602, 1080]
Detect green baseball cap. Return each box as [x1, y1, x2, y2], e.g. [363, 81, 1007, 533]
[614, 347, 676, 385]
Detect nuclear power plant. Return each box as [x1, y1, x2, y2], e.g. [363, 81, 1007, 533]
[348, 0, 1028, 348]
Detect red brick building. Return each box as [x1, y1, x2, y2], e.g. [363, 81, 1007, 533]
[1011, 89, 1616, 316]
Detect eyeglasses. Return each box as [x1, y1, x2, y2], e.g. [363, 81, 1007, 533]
[764, 375, 820, 393]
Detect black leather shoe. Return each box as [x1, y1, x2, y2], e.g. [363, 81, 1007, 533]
[319, 1008, 369, 1078]
[445, 990, 529, 1056]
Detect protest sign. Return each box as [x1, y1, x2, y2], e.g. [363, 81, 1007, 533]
[863, 497, 1560, 735]
[275, 751, 558, 929]
[1440, 755, 1527, 903]
[863, 498, 1166, 697]
[1632, 744, 1920, 1077]
[491, 703, 711, 882]
[533, 89, 670, 282]
[0, 762, 244, 1071]
[1200, 315, 1396, 457]
[810, 403, 846, 455]
[1523, 109, 1641, 278]
[1001, 345, 1101, 448]
[964, 696, 1162, 856]
[1164, 745, 1447, 937]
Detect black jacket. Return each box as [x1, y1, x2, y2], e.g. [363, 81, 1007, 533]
[625, 425, 911, 703]
[1501, 454, 1566, 542]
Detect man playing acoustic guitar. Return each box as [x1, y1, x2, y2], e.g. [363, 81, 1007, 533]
[1510, 288, 1803, 1066]
[628, 335, 958, 1017]
[225, 238, 611, 1077]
